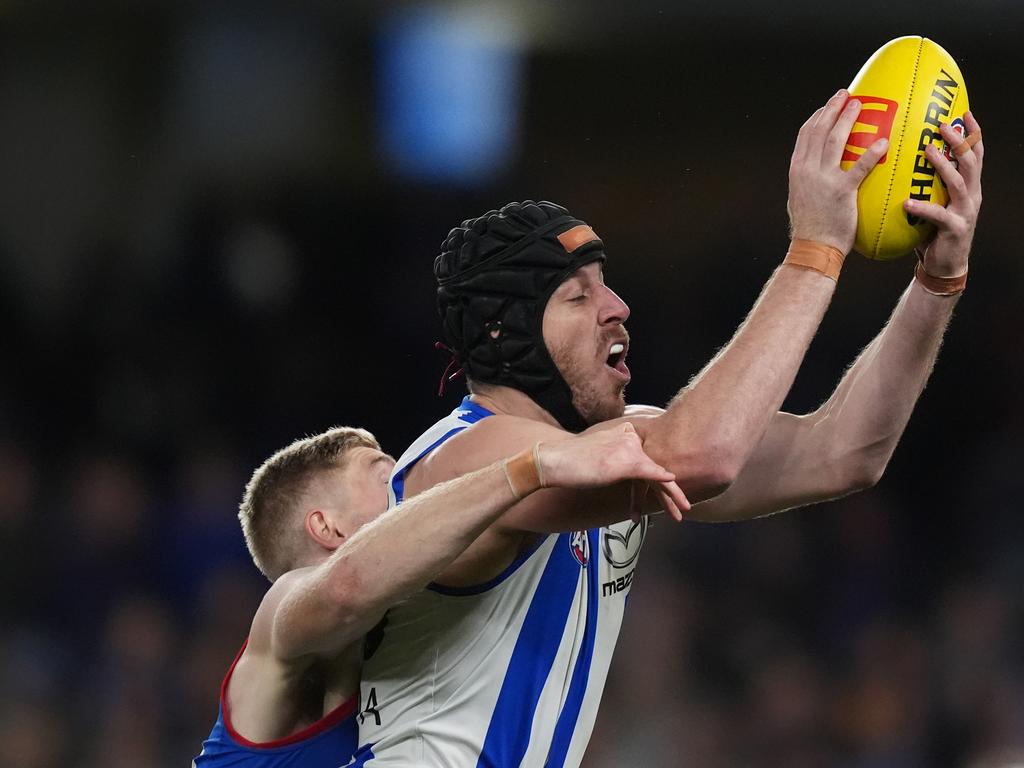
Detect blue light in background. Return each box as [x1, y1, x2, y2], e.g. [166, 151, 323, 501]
[376, 4, 523, 185]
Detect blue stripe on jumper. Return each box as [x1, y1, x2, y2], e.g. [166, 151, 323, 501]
[389, 396, 493, 504]
[545, 528, 601, 767]
[427, 535, 546, 596]
[475, 533, 583, 768]
[345, 742, 374, 767]
[390, 427, 465, 504]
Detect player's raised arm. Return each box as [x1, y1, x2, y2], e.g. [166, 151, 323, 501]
[261, 423, 686, 662]
[686, 113, 983, 522]
[634, 91, 890, 498]
[412, 91, 888, 542]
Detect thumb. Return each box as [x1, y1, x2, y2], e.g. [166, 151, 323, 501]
[621, 421, 636, 435]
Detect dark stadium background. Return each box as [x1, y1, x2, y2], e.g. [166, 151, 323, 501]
[1, 3, 1021, 766]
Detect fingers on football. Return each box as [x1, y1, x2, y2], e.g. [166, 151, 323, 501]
[902, 198, 953, 229]
[822, 97, 862, 168]
[801, 106, 826, 133]
[809, 90, 850, 155]
[924, 143, 969, 202]
[817, 89, 850, 126]
[940, 122, 982, 192]
[792, 106, 826, 166]
[795, 92, 841, 155]
[846, 136, 889, 186]
[964, 111, 985, 162]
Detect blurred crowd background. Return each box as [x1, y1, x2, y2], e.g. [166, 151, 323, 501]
[1, 2, 1022, 766]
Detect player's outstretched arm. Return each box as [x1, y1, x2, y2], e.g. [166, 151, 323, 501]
[684, 113, 983, 522]
[413, 91, 889, 546]
[635, 90, 890, 502]
[261, 424, 686, 661]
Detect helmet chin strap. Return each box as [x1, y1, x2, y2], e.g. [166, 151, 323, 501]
[527, 349, 588, 433]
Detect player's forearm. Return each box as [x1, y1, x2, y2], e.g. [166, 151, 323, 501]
[326, 462, 525, 610]
[700, 109, 979, 520]
[643, 263, 835, 500]
[653, 91, 889, 501]
[692, 277, 959, 522]
[814, 278, 957, 482]
[273, 460, 528, 658]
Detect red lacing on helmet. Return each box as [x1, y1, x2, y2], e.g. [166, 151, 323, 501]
[434, 341, 465, 397]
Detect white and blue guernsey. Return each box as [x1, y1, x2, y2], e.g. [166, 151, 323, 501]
[347, 397, 648, 768]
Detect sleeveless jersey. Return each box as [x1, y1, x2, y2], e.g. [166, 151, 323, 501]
[348, 396, 648, 767]
[194, 639, 358, 767]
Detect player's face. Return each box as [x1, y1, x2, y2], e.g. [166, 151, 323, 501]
[339, 447, 396, 530]
[542, 262, 631, 425]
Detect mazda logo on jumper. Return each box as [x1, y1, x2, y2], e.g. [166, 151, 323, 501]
[602, 518, 648, 568]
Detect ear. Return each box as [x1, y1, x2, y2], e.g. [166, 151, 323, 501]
[305, 509, 347, 551]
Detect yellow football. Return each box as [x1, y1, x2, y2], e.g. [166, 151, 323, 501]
[843, 36, 970, 260]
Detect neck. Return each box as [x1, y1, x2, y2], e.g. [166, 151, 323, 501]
[469, 383, 563, 428]
[289, 545, 336, 576]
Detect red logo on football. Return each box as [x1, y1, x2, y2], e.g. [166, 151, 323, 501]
[842, 96, 898, 164]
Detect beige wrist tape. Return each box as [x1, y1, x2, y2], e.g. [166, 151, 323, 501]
[504, 443, 545, 499]
[784, 239, 846, 281]
[914, 260, 967, 296]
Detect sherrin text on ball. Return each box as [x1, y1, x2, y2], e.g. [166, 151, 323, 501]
[842, 36, 969, 260]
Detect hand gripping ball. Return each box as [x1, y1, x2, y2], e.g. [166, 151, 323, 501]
[843, 36, 969, 260]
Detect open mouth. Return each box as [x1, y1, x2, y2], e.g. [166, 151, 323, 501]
[605, 341, 630, 378]
[606, 342, 625, 368]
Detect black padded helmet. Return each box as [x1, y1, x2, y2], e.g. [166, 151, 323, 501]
[434, 200, 606, 432]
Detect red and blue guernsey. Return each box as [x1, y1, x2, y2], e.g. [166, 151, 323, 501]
[347, 397, 648, 767]
[194, 641, 358, 767]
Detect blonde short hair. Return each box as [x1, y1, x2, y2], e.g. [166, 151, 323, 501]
[238, 426, 379, 580]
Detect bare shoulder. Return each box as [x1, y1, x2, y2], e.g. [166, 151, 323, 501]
[223, 573, 299, 711]
[245, 567, 312, 656]
[411, 414, 570, 491]
[224, 564, 340, 742]
[410, 406, 667, 491]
